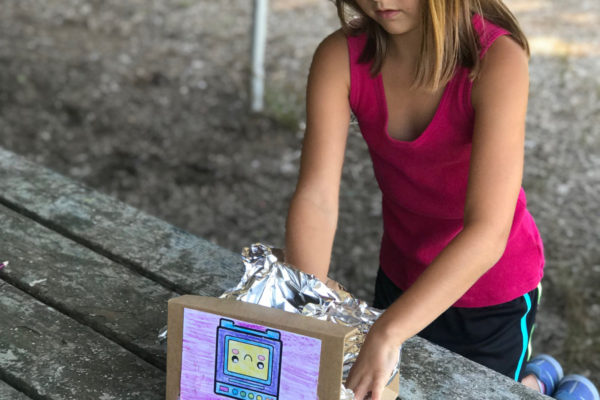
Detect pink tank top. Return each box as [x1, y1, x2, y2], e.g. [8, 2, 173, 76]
[348, 15, 544, 307]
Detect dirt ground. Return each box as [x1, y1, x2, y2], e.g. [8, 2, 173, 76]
[1, 0, 598, 385]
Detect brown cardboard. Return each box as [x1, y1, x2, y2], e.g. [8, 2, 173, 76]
[382, 373, 400, 400]
[166, 295, 400, 400]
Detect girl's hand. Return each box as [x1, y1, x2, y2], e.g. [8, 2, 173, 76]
[346, 320, 401, 400]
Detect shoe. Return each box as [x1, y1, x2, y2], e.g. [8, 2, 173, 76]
[554, 374, 600, 400]
[524, 354, 564, 395]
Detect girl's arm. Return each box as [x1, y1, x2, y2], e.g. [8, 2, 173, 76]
[284, 30, 351, 282]
[347, 36, 530, 400]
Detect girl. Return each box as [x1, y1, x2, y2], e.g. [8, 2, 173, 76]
[284, 0, 599, 399]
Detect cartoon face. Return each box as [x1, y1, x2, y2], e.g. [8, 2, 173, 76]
[215, 319, 282, 399]
[227, 339, 271, 381]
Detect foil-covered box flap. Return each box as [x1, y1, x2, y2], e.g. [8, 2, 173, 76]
[164, 243, 400, 400]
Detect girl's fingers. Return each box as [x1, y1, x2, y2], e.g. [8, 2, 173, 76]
[345, 368, 357, 391]
[354, 377, 372, 400]
[345, 372, 360, 398]
[353, 377, 371, 400]
[356, 372, 390, 400]
[369, 375, 387, 400]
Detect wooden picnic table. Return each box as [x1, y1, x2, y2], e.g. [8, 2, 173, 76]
[0, 147, 546, 399]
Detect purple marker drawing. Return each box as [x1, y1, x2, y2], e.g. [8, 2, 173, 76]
[0, 261, 8, 270]
[180, 308, 322, 400]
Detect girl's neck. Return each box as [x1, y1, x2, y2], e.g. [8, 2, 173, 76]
[386, 27, 422, 70]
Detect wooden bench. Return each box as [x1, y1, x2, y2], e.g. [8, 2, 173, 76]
[0, 147, 545, 399]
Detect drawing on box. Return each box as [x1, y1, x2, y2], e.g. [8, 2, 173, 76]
[214, 319, 282, 400]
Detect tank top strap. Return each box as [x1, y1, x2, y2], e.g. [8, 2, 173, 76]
[472, 14, 511, 59]
[347, 33, 383, 123]
[346, 32, 367, 66]
[448, 15, 512, 118]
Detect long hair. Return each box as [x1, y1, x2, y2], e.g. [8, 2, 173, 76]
[334, 0, 529, 90]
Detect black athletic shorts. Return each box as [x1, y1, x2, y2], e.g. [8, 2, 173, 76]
[372, 267, 539, 381]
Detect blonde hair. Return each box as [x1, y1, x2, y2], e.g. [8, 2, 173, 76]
[335, 0, 530, 90]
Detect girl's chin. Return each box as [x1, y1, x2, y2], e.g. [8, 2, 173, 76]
[379, 24, 419, 36]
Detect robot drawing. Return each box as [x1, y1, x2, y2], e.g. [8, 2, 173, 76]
[214, 319, 282, 400]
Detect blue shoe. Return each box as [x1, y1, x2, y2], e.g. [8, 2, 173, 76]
[554, 374, 600, 400]
[524, 354, 564, 395]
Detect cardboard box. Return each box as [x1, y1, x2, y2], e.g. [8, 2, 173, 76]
[166, 295, 399, 400]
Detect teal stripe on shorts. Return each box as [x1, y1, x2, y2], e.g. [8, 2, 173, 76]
[514, 292, 533, 381]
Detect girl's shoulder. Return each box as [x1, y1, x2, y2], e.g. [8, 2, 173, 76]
[315, 29, 369, 66]
[310, 29, 350, 80]
[314, 29, 349, 59]
[471, 13, 529, 104]
[472, 14, 513, 59]
[471, 30, 529, 113]
[473, 13, 529, 82]
[309, 29, 351, 92]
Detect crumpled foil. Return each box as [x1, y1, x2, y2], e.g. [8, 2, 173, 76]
[157, 325, 168, 344]
[219, 243, 400, 400]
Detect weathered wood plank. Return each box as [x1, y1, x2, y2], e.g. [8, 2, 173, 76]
[0, 204, 176, 369]
[0, 282, 164, 400]
[398, 336, 546, 399]
[0, 147, 243, 297]
[0, 380, 33, 400]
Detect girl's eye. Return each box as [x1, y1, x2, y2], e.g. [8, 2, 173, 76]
[232, 355, 239, 363]
[257, 361, 264, 369]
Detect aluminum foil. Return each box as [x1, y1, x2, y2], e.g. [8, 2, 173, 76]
[157, 325, 168, 344]
[220, 243, 400, 399]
